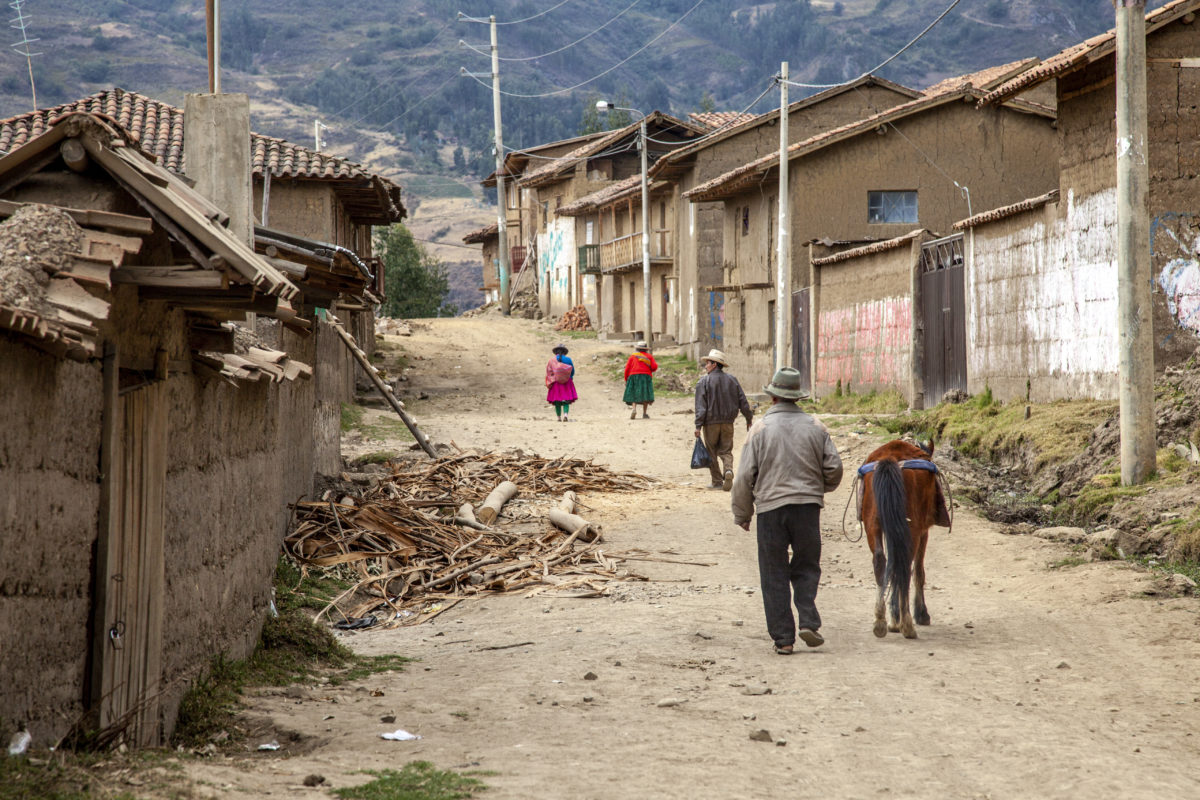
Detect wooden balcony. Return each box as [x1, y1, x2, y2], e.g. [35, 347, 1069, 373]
[578, 245, 601, 275]
[596, 230, 673, 274]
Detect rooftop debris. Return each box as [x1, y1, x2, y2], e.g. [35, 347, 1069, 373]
[284, 450, 655, 627]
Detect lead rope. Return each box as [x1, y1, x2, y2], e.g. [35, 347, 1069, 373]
[840, 473, 865, 543]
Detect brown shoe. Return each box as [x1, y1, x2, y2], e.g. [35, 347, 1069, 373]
[798, 628, 824, 648]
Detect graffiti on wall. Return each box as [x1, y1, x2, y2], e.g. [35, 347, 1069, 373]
[537, 219, 574, 315]
[816, 297, 912, 390]
[1151, 213, 1200, 337]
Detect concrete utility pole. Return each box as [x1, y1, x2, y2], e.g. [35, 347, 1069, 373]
[775, 62, 790, 371]
[491, 16, 512, 315]
[1114, 0, 1155, 485]
[640, 115, 652, 344]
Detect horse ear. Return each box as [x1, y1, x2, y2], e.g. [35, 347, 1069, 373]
[921, 439, 934, 456]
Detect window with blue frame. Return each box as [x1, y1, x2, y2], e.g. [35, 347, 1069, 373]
[868, 191, 918, 224]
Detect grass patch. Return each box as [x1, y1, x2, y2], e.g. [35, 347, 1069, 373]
[353, 450, 400, 465]
[360, 417, 416, 442]
[0, 754, 95, 800]
[172, 559, 412, 749]
[812, 387, 907, 415]
[1048, 555, 1088, 570]
[334, 763, 487, 800]
[342, 402, 365, 431]
[559, 330, 598, 340]
[879, 397, 1116, 477]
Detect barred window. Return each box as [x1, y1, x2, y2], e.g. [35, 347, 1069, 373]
[868, 191, 918, 224]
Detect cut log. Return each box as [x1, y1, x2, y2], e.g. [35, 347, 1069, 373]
[457, 503, 477, 524]
[557, 491, 577, 514]
[476, 480, 518, 525]
[548, 508, 601, 543]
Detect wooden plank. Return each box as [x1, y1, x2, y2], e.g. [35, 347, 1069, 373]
[113, 267, 226, 289]
[89, 343, 120, 725]
[59, 258, 113, 289]
[46, 277, 111, 320]
[0, 199, 154, 235]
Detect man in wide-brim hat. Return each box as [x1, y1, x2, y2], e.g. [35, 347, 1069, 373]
[731, 367, 843, 655]
[694, 349, 753, 491]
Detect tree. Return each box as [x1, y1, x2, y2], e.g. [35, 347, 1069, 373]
[375, 224, 457, 318]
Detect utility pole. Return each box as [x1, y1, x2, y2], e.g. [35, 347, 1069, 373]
[9, 0, 40, 110]
[491, 16, 512, 315]
[640, 115, 651, 344]
[775, 62, 790, 371]
[206, 0, 220, 93]
[1114, 0, 1155, 485]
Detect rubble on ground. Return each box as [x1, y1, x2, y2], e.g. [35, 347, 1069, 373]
[554, 305, 592, 331]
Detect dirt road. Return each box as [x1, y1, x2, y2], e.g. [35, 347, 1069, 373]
[186, 314, 1200, 799]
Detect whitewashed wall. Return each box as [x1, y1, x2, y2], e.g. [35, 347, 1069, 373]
[537, 217, 576, 319]
[966, 188, 1120, 402]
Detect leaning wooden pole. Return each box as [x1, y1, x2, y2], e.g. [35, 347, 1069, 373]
[330, 318, 437, 458]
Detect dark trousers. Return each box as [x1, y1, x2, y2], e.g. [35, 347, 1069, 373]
[702, 422, 735, 484]
[756, 503, 822, 646]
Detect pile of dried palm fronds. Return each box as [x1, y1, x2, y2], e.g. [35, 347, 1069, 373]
[284, 450, 653, 628]
[553, 305, 592, 331]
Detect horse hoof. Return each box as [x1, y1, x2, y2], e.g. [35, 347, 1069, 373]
[903, 627, 918, 639]
[873, 620, 888, 638]
[888, 623, 901, 633]
[916, 614, 931, 626]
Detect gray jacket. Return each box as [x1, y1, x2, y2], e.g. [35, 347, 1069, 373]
[694, 368, 753, 429]
[731, 402, 843, 524]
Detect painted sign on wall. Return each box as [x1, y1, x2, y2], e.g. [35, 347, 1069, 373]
[537, 218, 575, 317]
[1152, 213, 1200, 338]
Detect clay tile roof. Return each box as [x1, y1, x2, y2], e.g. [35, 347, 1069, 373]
[0, 88, 404, 223]
[683, 80, 1057, 204]
[810, 229, 931, 266]
[556, 175, 678, 216]
[953, 190, 1060, 230]
[518, 111, 703, 188]
[688, 111, 758, 129]
[463, 222, 498, 244]
[981, 0, 1200, 105]
[922, 58, 1041, 96]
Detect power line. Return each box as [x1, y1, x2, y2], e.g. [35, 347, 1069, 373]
[460, 0, 642, 63]
[783, 0, 962, 91]
[461, 0, 706, 99]
[459, 0, 574, 26]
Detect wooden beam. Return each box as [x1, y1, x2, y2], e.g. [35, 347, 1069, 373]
[59, 258, 113, 289]
[47, 277, 111, 320]
[113, 266, 227, 289]
[0, 199, 154, 235]
[80, 230, 144, 266]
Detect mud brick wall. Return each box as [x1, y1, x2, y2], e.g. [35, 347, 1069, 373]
[812, 244, 915, 401]
[0, 339, 101, 745]
[965, 197, 1121, 403]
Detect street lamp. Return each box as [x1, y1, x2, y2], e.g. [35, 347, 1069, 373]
[597, 100, 652, 346]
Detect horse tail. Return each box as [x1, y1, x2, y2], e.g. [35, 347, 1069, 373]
[873, 458, 911, 609]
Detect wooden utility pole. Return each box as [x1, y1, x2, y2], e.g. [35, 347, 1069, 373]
[491, 16, 512, 315]
[1114, 0, 1155, 485]
[639, 115, 651, 344]
[775, 62, 790, 371]
[206, 0, 220, 93]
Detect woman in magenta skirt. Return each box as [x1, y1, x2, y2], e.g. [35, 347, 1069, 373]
[545, 343, 578, 421]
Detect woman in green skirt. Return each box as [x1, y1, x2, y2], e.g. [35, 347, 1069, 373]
[622, 340, 658, 419]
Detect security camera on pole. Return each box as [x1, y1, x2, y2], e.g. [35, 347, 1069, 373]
[597, 101, 651, 346]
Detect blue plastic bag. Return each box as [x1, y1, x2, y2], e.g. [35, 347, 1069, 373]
[690, 437, 712, 469]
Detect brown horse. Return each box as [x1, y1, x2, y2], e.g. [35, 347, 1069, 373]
[858, 440, 951, 639]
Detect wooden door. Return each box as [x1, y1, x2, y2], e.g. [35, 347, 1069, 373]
[919, 235, 967, 401]
[792, 288, 811, 392]
[94, 377, 167, 745]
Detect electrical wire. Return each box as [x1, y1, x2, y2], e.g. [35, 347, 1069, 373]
[460, 0, 642, 63]
[782, 0, 962, 91]
[459, 0, 574, 26]
[461, 0, 706, 99]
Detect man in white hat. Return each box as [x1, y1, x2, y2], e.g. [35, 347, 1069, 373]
[694, 349, 753, 490]
[731, 367, 842, 655]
